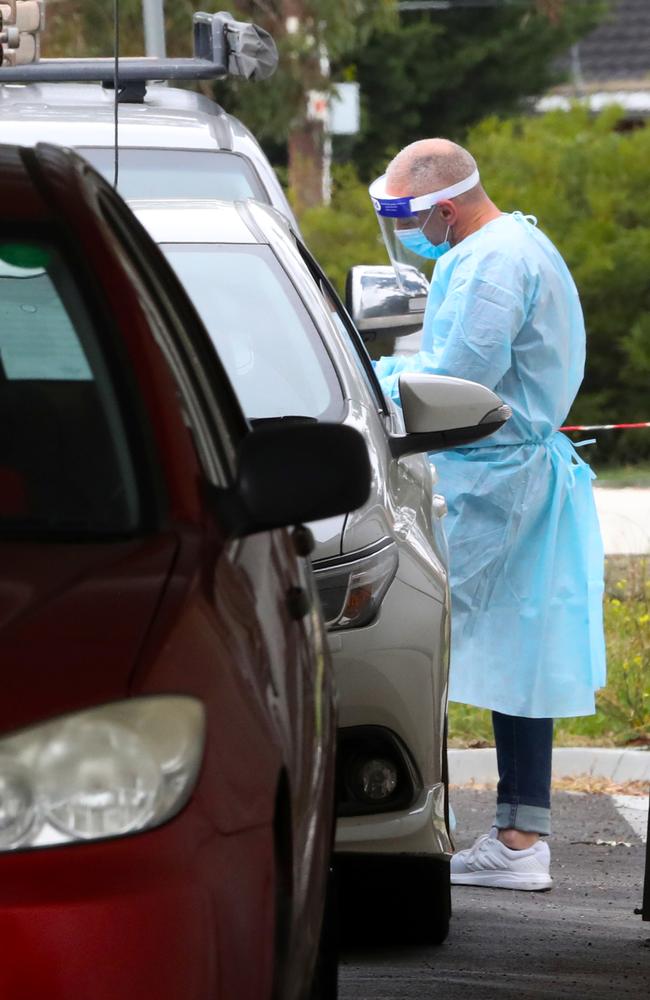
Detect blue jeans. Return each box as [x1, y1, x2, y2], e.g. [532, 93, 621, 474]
[492, 712, 553, 836]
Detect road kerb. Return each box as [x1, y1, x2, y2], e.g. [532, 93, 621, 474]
[448, 746, 650, 785]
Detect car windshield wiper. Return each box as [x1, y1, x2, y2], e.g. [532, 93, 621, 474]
[250, 415, 318, 429]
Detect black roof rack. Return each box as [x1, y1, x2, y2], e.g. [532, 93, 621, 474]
[0, 11, 278, 85]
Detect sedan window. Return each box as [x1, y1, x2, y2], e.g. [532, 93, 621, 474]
[0, 241, 139, 537]
[77, 148, 266, 203]
[161, 244, 343, 422]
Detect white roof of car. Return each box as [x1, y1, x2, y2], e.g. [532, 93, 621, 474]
[0, 80, 300, 231]
[131, 199, 260, 244]
[0, 83, 240, 150]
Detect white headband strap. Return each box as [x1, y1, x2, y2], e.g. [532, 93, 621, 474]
[409, 168, 481, 212]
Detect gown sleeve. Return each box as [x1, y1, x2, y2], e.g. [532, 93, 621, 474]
[373, 351, 438, 407]
[374, 250, 528, 406]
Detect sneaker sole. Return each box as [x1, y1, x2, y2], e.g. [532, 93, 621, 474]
[451, 871, 553, 891]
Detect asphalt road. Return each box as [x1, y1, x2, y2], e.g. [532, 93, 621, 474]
[340, 789, 650, 999]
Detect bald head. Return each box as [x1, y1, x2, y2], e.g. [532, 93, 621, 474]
[386, 138, 480, 201]
[383, 137, 500, 244]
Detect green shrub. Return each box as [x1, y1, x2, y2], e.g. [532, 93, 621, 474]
[298, 165, 387, 294]
[596, 558, 650, 743]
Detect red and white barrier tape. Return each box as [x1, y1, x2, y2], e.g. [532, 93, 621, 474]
[561, 422, 650, 432]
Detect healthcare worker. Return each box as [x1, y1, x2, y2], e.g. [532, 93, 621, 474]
[370, 138, 606, 891]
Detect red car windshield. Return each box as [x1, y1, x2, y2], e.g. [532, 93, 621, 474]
[0, 241, 139, 538]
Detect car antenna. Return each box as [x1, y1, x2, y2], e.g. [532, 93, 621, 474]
[112, 0, 120, 189]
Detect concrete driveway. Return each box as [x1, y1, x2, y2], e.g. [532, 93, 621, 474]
[594, 487, 649, 555]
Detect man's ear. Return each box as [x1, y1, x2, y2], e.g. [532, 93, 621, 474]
[437, 199, 458, 226]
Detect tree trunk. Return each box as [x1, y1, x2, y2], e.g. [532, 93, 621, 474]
[288, 118, 325, 213]
[282, 0, 326, 213]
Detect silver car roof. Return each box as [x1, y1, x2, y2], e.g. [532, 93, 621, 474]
[0, 83, 240, 148]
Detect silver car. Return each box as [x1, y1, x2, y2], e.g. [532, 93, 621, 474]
[131, 198, 510, 944]
[0, 76, 297, 225]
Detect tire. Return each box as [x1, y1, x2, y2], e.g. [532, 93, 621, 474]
[307, 866, 339, 1000]
[336, 854, 451, 947]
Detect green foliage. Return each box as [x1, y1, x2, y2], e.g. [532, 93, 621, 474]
[595, 464, 650, 488]
[214, 1, 605, 172]
[43, 0, 143, 56]
[597, 576, 650, 743]
[214, 2, 395, 149]
[447, 702, 494, 747]
[41, 1, 394, 61]
[299, 164, 386, 290]
[42, 0, 224, 57]
[337, 0, 606, 178]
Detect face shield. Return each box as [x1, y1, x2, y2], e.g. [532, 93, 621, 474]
[369, 168, 480, 292]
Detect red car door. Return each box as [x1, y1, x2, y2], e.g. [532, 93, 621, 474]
[0, 142, 345, 1000]
[88, 174, 337, 995]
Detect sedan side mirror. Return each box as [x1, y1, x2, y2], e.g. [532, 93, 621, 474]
[215, 422, 371, 537]
[390, 374, 512, 458]
[346, 264, 428, 338]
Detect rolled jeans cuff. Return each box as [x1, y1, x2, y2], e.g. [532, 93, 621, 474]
[495, 802, 551, 836]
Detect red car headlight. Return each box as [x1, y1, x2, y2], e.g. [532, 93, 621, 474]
[0, 696, 205, 851]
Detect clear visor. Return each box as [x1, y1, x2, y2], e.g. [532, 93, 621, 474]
[374, 210, 436, 291]
[369, 168, 480, 292]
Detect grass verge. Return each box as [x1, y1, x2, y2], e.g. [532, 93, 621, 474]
[594, 463, 650, 489]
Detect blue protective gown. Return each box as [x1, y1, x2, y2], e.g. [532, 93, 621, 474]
[376, 212, 606, 719]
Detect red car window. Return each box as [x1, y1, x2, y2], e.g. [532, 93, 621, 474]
[0, 240, 139, 537]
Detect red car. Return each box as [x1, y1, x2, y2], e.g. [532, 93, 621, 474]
[0, 143, 370, 999]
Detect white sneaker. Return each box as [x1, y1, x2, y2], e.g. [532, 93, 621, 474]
[451, 829, 553, 891]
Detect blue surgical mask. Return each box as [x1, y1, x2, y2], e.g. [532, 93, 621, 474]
[396, 227, 450, 260]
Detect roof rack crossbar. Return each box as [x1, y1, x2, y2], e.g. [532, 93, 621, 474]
[0, 57, 229, 84]
[0, 10, 278, 84]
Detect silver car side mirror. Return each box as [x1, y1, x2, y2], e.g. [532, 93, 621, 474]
[346, 264, 429, 336]
[390, 373, 512, 458]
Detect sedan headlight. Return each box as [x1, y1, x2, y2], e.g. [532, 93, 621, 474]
[313, 541, 398, 630]
[0, 696, 205, 852]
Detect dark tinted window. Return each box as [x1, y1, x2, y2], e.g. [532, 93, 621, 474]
[0, 241, 139, 537]
[78, 148, 266, 202]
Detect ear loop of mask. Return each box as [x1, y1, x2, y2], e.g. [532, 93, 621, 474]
[421, 204, 451, 246]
